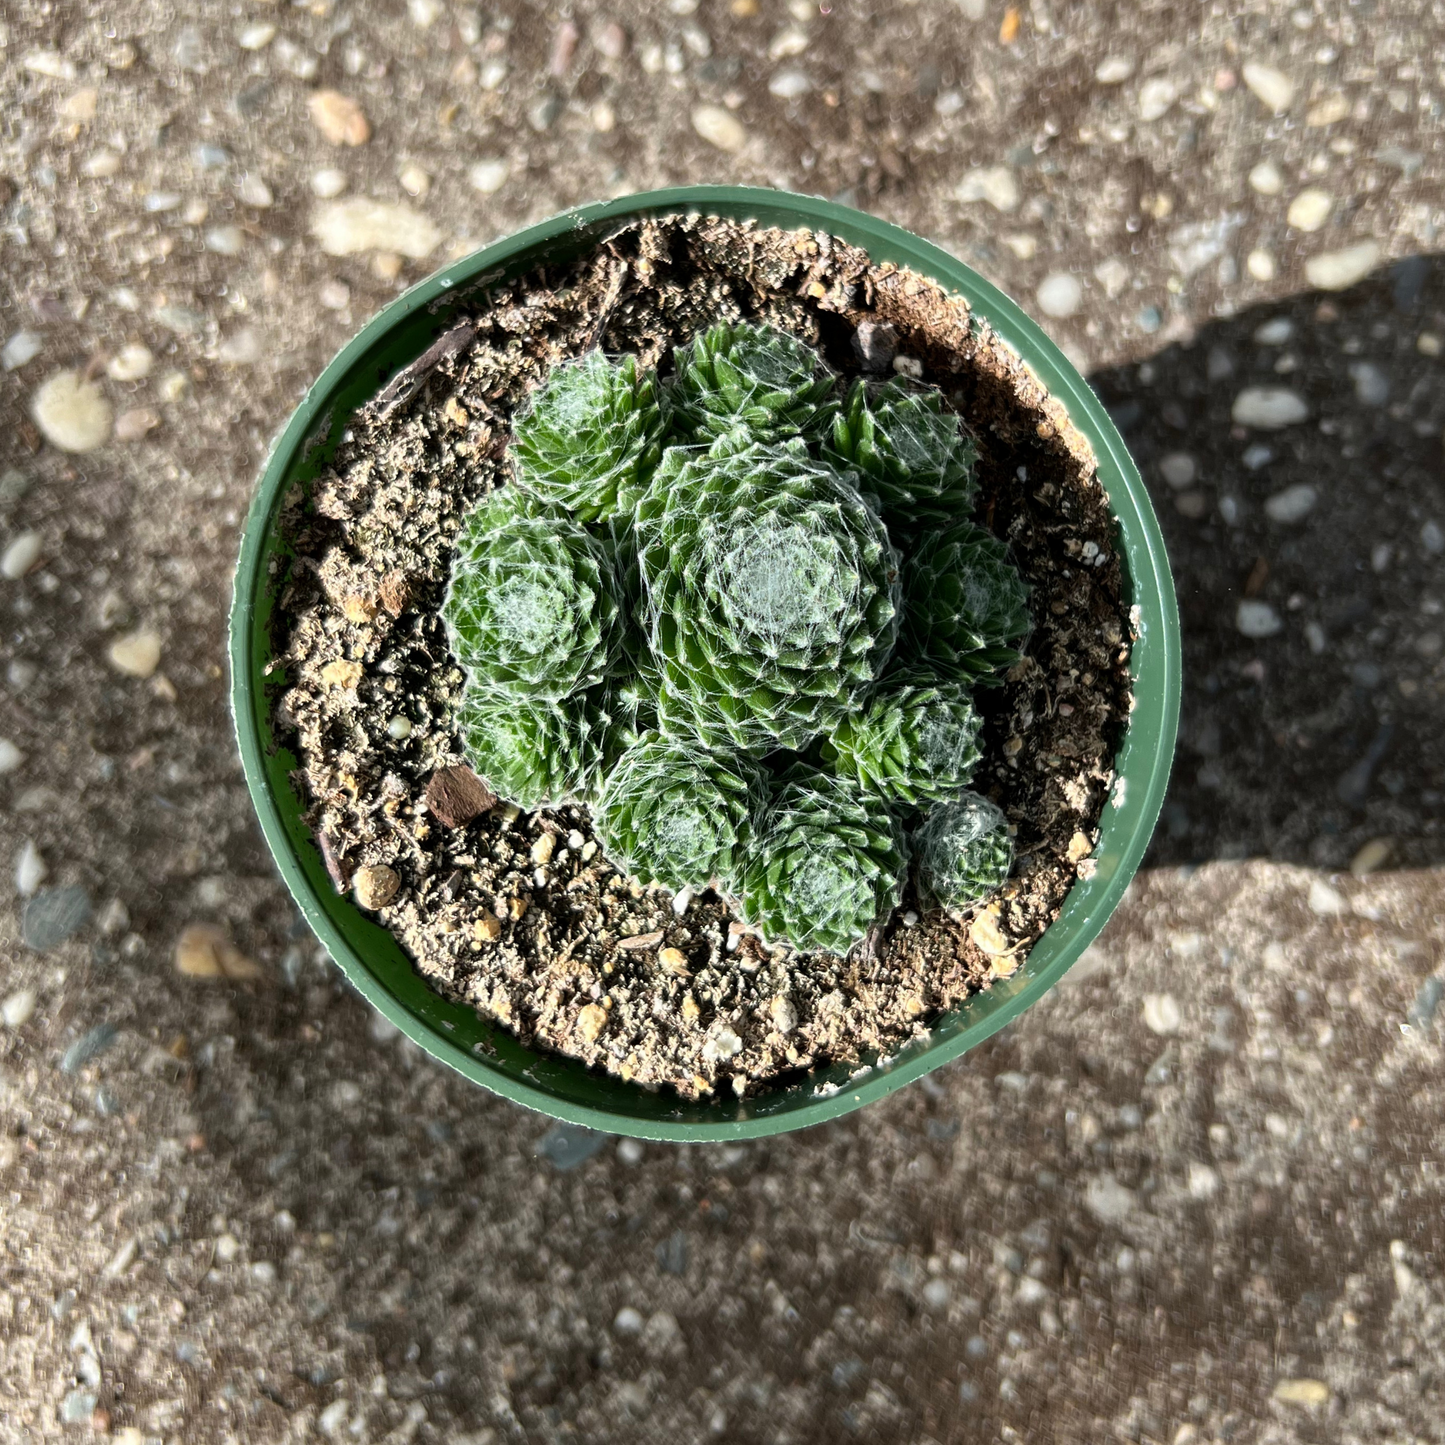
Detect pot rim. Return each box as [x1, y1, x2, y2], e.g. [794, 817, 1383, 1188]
[229, 185, 1180, 1140]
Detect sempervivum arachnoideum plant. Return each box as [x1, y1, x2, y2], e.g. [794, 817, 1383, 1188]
[438, 326, 1033, 955]
[913, 792, 1015, 911]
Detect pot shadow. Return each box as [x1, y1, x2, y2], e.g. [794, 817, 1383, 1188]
[1085, 252, 1445, 870]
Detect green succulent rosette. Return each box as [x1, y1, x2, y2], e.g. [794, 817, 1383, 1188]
[820, 672, 982, 806]
[594, 733, 764, 891]
[824, 377, 979, 531]
[913, 792, 1013, 910]
[900, 520, 1031, 680]
[738, 766, 908, 955]
[671, 320, 838, 444]
[634, 438, 901, 754]
[511, 350, 668, 522]
[441, 491, 621, 701]
[455, 684, 611, 809]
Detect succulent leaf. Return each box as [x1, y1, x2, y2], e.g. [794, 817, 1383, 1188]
[441, 490, 621, 700]
[671, 321, 838, 443]
[913, 792, 1013, 909]
[738, 765, 908, 955]
[455, 683, 612, 809]
[901, 520, 1031, 679]
[635, 438, 901, 754]
[595, 734, 764, 891]
[512, 351, 668, 521]
[820, 672, 982, 805]
[824, 377, 979, 531]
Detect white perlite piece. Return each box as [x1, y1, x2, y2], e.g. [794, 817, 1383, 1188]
[311, 199, 441, 258]
[3, 330, 43, 371]
[1236, 600, 1283, 638]
[956, 165, 1019, 212]
[2, 988, 38, 1028]
[0, 739, 22, 774]
[108, 629, 162, 678]
[106, 344, 154, 381]
[1035, 272, 1083, 318]
[30, 371, 113, 453]
[311, 167, 348, 198]
[1242, 61, 1295, 113]
[1304, 241, 1381, 291]
[691, 105, 747, 152]
[1246, 249, 1277, 281]
[1265, 484, 1318, 523]
[15, 840, 47, 897]
[1231, 387, 1308, 428]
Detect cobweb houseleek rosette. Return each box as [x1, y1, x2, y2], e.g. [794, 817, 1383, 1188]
[440, 491, 622, 700]
[634, 438, 901, 754]
[454, 685, 613, 810]
[594, 734, 764, 891]
[900, 519, 1032, 680]
[670, 320, 838, 444]
[824, 377, 979, 532]
[511, 350, 669, 522]
[913, 792, 1014, 910]
[737, 766, 909, 956]
[820, 672, 983, 806]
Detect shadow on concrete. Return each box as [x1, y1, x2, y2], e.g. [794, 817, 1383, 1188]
[1088, 254, 1445, 870]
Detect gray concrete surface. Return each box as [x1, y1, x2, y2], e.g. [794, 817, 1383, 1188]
[2, 2, 1444, 1441]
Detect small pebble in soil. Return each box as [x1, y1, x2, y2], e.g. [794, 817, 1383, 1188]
[956, 166, 1019, 212]
[311, 168, 348, 198]
[1035, 273, 1082, 319]
[1094, 55, 1134, 84]
[1242, 62, 1295, 113]
[24, 885, 92, 952]
[691, 105, 747, 152]
[1236, 600, 1282, 638]
[1407, 976, 1444, 1029]
[105, 343, 153, 381]
[1137, 77, 1177, 121]
[15, 839, 47, 897]
[311, 198, 440, 259]
[353, 864, 400, 910]
[2, 988, 37, 1028]
[1142, 993, 1182, 1034]
[0, 739, 23, 774]
[1349, 361, 1389, 406]
[613, 1305, 644, 1334]
[387, 715, 412, 739]
[1246, 249, 1277, 281]
[1264, 484, 1317, 523]
[309, 90, 371, 146]
[2, 330, 43, 371]
[1305, 241, 1381, 291]
[174, 923, 264, 980]
[468, 155, 514, 194]
[1084, 1173, 1136, 1224]
[1158, 453, 1195, 489]
[205, 225, 246, 256]
[1286, 188, 1332, 232]
[2, 532, 43, 580]
[1231, 387, 1308, 429]
[30, 371, 113, 453]
[108, 629, 162, 678]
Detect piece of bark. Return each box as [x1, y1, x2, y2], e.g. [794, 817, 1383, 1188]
[425, 765, 497, 828]
[378, 570, 411, 617]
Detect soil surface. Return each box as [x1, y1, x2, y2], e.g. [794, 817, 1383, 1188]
[277, 214, 1131, 1099]
[3, 1, 1444, 1442]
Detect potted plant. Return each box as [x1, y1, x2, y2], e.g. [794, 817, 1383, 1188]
[230, 186, 1179, 1141]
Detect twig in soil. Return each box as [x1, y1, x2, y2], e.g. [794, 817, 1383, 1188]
[579, 258, 630, 354]
[367, 320, 478, 419]
[317, 830, 351, 893]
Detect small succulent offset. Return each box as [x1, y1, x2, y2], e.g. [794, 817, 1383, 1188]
[913, 793, 1014, 911]
[440, 322, 1032, 955]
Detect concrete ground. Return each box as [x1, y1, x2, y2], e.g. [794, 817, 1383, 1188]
[2, 2, 1443, 1441]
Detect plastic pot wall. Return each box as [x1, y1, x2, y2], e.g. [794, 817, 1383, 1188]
[229, 186, 1180, 1141]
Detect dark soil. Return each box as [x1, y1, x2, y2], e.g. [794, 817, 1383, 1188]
[274, 214, 1132, 1099]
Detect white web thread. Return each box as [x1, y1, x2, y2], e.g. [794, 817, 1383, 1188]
[491, 573, 568, 655]
[719, 517, 854, 646]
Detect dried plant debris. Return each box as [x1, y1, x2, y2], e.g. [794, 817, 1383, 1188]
[275, 214, 1133, 1100]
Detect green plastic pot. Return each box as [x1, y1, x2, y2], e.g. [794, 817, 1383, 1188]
[229, 186, 1179, 1141]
